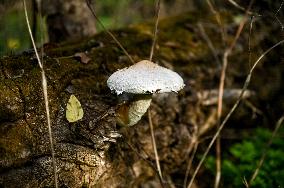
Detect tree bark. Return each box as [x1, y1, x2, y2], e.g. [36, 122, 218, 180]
[0, 10, 283, 187]
[41, 0, 97, 42]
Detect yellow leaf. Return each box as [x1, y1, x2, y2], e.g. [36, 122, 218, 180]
[66, 95, 84, 122]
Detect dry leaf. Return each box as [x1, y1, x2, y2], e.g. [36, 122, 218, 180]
[74, 52, 91, 64]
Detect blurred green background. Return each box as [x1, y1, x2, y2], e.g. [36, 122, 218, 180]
[0, 0, 157, 56]
[0, 0, 197, 56]
[205, 127, 284, 188]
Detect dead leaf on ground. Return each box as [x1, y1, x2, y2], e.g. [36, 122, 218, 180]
[74, 52, 91, 64]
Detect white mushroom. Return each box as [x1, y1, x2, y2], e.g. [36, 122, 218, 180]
[107, 60, 184, 126]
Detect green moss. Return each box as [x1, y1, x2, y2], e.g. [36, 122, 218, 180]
[0, 119, 34, 167]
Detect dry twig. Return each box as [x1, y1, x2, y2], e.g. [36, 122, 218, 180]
[148, 109, 164, 184]
[148, 0, 164, 184]
[23, 0, 58, 187]
[149, 0, 161, 61]
[214, 1, 254, 187]
[85, 0, 135, 64]
[183, 142, 199, 188]
[187, 38, 284, 188]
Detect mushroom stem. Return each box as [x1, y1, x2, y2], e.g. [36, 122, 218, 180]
[116, 95, 152, 126]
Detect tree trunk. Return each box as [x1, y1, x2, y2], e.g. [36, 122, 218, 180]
[0, 10, 283, 187]
[41, 0, 97, 42]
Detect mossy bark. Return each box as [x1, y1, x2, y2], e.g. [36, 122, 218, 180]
[0, 11, 283, 187]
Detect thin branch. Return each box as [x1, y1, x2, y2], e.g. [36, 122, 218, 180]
[214, 132, 221, 188]
[248, 16, 255, 69]
[148, 109, 164, 183]
[206, 0, 226, 43]
[36, 0, 45, 70]
[23, 0, 58, 187]
[148, 0, 163, 184]
[183, 142, 199, 188]
[214, 50, 229, 188]
[31, 0, 37, 48]
[148, 0, 163, 183]
[85, 0, 135, 64]
[274, 0, 284, 30]
[275, 0, 284, 14]
[149, 0, 161, 62]
[187, 39, 284, 188]
[246, 116, 284, 187]
[197, 23, 221, 67]
[227, 0, 260, 16]
[214, 1, 254, 187]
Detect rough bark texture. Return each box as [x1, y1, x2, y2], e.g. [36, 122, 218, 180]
[0, 11, 283, 188]
[42, 0, 97, 42]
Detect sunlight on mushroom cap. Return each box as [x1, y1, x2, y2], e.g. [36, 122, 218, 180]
[107, 60, 185, 95]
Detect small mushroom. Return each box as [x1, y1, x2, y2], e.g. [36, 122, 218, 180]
[107, 60, 184, 126]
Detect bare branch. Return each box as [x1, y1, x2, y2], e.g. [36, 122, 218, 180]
[149, 0, 161, 62]
[85, 0, 135, 64]
[23, 0, 58, 187]
[148, 109, 164, 184]
[187, 39, 284, 188]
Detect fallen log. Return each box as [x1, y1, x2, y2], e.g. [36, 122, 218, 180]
[0, 10, 283, 187]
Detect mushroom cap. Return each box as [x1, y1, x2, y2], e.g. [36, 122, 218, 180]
[107, 60, 185, 95]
